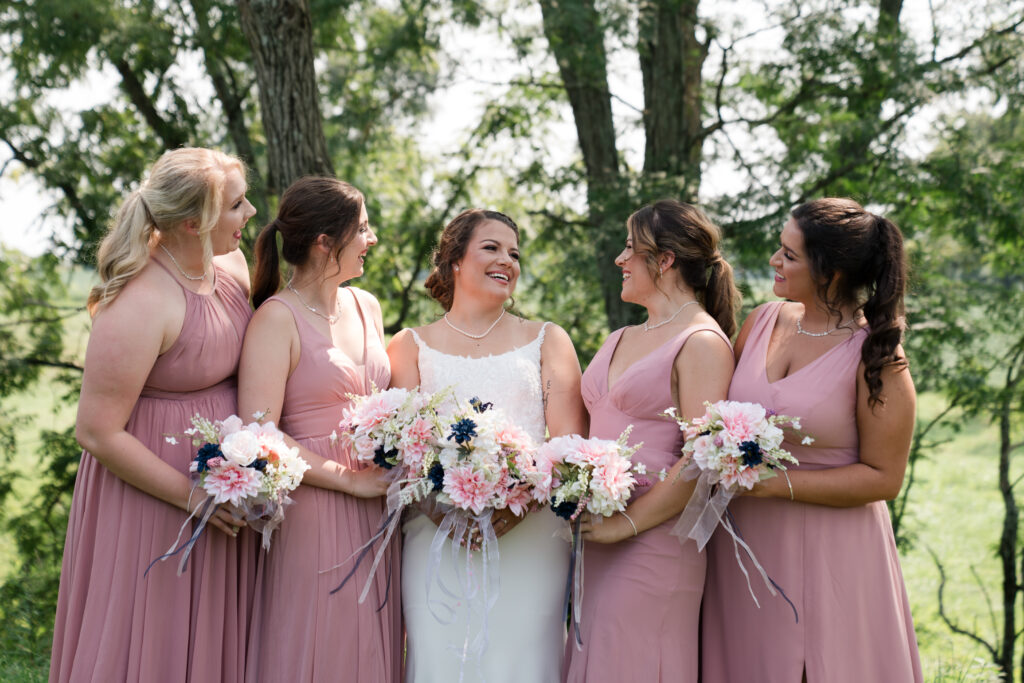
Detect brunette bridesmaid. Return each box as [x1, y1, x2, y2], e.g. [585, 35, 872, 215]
[701, 198, 922, 683]
[50, 148, 257, 682]
[568, 200, 737, 682]
[238, 177, 399, 682]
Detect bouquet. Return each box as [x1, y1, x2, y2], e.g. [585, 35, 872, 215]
[666, 400, 807, 611]
[149, 412, 310, 576]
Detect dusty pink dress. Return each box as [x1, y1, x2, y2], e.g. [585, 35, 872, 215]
[562, 324, 729, 683]
[702, 302, 922, 683]
[245, 287, 401, 683]
[50, 261, 256, 683]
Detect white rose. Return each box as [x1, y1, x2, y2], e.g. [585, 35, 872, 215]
[220, 429, 261, 467]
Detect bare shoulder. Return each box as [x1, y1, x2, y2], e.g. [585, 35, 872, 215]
[679, 327, 734, 362]
[102, 262, 183, 327]
[387, 327, 420, 355]
[249, 296, 294, 330]
[213, 249, 251, 294]
[734, 302, 776, 358]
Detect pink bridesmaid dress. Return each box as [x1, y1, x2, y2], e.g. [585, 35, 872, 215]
[562, 323, 729, 683]
[245, 287, 401, 683]
[50, 261, 256, 683]
[701, 301, 922, 683]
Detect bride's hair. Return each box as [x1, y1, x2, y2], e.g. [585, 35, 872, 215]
[88, 148, 244, 314]
[627, 199, 739, 338]
[424, 208, 520, 311]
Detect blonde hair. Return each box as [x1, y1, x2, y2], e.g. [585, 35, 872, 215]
[87, 147, 245, 314]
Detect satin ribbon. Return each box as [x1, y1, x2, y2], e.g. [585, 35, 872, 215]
[562, 517, 585, 650]
[144, 495, 218, 577]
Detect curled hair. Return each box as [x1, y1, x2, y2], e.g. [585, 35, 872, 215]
[791, 197, 909, 408]
[423, 209, 520, 311]
[251, 176, 365, 309]
[87, 147, 245, 314]
[627, 200, 739, 338]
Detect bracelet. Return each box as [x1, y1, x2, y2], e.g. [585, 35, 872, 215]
[620, 511, 638, 537]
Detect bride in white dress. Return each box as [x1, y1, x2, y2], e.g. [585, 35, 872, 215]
[388, 209, 588, 682]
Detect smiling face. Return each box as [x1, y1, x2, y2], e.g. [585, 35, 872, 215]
[210, 167, 256, 256]
[335, 202, 377, 281]
[453, 219, 520, 303]
[769, 217, 818, 303]
[614, 230, 658, 305]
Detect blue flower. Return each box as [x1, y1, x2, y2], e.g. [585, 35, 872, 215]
[552, 500, 578, 521]
[739, 440, 763, 467]
[469, 397, 493, 413]
[428, 462, 445, 491]
[194, 443, 223, 473]
[447, 418, 477, 445]
[249, 458, 268, 472]
[373, 445, 398, 470]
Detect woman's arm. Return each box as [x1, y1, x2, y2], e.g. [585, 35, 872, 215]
[581, 330, 734, 542]
[237, 300, 388, 498]
[540, 323, 589, 438]
[75, 273, 242, 535]
[748, 353, 916, 506]
[386, 328, 421, 390]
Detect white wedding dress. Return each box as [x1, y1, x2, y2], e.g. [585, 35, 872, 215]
[402, 324, 570, 683]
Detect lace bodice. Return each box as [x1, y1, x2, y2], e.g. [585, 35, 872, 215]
[410, 324, 549, 443]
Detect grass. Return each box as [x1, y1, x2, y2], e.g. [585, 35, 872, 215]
[0, 385, 1018, 681]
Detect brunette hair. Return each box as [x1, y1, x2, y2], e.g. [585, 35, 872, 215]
[423, 209, 520, 311]
[251, 176, 365, 308]
[627, 200, 739, 338]
[791, 197, 908, 408]
[88, 147, 245, 314]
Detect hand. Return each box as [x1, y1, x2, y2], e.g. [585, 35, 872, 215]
[342, 465, 391, 498]
[490, 507, 525, 539]
[187, 495, 245, 537]
[579, 512, 634, 544]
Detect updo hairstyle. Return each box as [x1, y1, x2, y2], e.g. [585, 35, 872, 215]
[423, 209, 520, 311]
[251, 176, 365, 308]
[790, 197, 909, 408]
[87, 147, 245, 314]
[627, 199, 739, 338]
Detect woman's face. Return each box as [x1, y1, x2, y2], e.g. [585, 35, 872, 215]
[335, 202, 377, 281]
[453, 219, 520, 303]
[769, 218, 817, 303]
[211, 168, 257, 256]
[614, 230, 656, 305]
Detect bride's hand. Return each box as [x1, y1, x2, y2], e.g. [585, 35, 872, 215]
[490, 507, 525, 539]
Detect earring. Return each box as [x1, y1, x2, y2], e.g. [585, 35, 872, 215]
[454, 265, 459, 272]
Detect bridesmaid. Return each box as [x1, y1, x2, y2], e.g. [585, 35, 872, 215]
[701, 198, 922, 682]
[238, 177, 399, 682]
[50, 148, 257, 682]
[568, 200, 737, 682]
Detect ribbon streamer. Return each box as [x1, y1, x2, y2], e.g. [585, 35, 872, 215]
[144, 495, 218, 577]
[562, 517, 585, 650]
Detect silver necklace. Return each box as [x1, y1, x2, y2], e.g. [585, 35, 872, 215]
[287, 282, 339, 324]
[796, 316, 848, 337]
[444, 309, 505, 339]
[159, 243, 206, 281]
[643, 300, 699, 332]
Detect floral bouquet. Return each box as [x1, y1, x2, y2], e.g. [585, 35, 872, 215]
[149, 412, 310, 576]
[528, 428, 646, 648]
[666, 400, 807, 611]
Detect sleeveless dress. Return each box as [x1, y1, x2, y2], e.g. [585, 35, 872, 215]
[50, 260, 256, 683]
[402, 324, 570, 683]
[245, 287, 402, 683]
[562, 324, 729, 683]
[701, 302, 922, 683]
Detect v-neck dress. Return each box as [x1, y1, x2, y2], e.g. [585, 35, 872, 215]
[701, 301, 922, 683]
[245, 287, 402, 683]
[51, 260, 256, 683]
[562, 323, 730, 683]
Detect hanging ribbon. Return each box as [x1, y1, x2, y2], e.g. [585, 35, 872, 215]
[144, 495, 218, 577]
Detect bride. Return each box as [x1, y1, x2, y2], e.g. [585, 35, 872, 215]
[388, 208, 588, 682]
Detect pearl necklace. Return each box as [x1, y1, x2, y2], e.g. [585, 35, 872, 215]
[287, 282, 339, 324]
[795, 316, 848, 337]
[159, 243, 206, 281]
[444, 309, 505, 339]
[643, 300, 699, 332]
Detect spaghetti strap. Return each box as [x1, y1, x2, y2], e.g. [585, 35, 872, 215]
[347, 288, 372, 392]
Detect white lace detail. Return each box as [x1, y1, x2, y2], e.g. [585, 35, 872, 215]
[410, 323, 549, 443]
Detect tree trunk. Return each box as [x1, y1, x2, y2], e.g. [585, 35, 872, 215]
[997, 369, 1019, 681]
[236, 0, 333, 194]
[538, 0, 638, 329]
[638, 0, 706, 200]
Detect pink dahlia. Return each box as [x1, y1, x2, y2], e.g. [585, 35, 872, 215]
[443, 465, 495, 516]
[204, 462, 261, 506]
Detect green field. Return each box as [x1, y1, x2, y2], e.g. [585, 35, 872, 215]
[0, 387, 1015, 681]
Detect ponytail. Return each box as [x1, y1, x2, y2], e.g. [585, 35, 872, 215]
[860, 215, 908, 408]
[87, 191, 157, 314]
[702, 255, 739, 339]
[252, 221, 283, 309]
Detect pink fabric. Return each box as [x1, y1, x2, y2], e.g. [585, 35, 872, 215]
[562, 324, 730, 683]
[701, 301, 922, 683]
[50, 262, 257, 683]
[245, 287, 401, 683]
